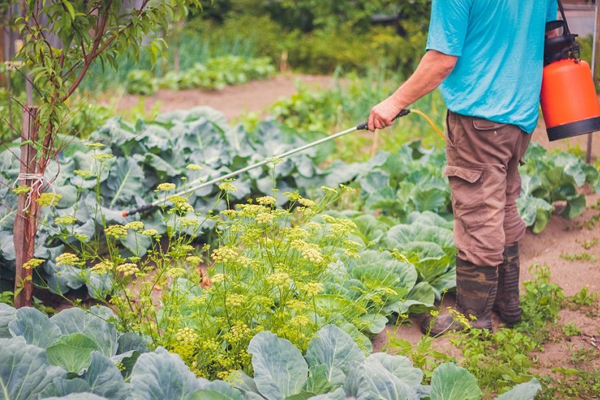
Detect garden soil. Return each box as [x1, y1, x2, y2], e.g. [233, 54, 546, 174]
[116, 75, 600, 386]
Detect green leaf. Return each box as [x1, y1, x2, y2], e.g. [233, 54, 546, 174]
[366, 353, 423, 389]
[105, 157, 146, 208]
[0, 337, 66, 400]
[248, 331, 309, 400]
[82, 352, 130, 399]
[43, 394, 108, 400]
[430, 363, 482, 400]
[305, 325, 365, 386]
[130, 348, 205, 399]
[0, 303, 16, 338]
[46, 333, 101, 374]
[357, 314, 388, 335]
[494, 379, 541, 400]
[63, 1, 76, 20]
[8, 307, 61, 349]
[39, 377, 91, 398]
[50, 306, 118, 357]
[187, 390, 231, 400]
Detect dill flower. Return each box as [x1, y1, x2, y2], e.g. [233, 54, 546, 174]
[302, 282, 324, 296]
[55, 215, 77, 226]
[166, 267, 186, 278]
[220, 210, 238, 218]
[12, 185, 30, 195]
[157, 183, 176, 191]
[141, 229, 159, 236]
[256, 196, 276, 206]
[266, 272, 291, 286]
[90, 260, 113, 275]
[283, 191, 302, 202]
[105, 225, 127, 239]
[91, 153, 114, 162]
[226, 294, 246, 308]
[186, 164, 204, 171]
[125, 221, 144, 231]
[85, 142, 105, 149]
[56, 253, 81, 267]
[74, 169, 94, 178]
[178, 217, 200, 227]
[219, 182, 237, 193]
[298, 198, 316, 208]
[36, 193, 62, 207]
[255, 213, 273, 224]
[23, 258, 44, 270]
[211, 247, 238, 263]
[186, 256, 202, 265]
[290, 315, 310, 327]
[116, 263, 139, 277]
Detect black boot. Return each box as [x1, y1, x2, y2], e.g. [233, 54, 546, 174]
[422, 257, 498, 336]
[492, 243, 522, 323]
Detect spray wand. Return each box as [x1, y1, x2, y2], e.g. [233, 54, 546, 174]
[122, 108, 444, 217]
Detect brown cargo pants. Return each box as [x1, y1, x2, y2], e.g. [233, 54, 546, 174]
[445, 110, 532, 267]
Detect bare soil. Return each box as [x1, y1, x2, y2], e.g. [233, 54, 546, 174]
[115, 75, 600, 395]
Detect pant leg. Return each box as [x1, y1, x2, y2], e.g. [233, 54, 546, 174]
[445, 111, 524, 267]
[504, 131, 532, 246]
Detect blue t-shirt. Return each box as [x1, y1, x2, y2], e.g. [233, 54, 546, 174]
[426, 0, 557, 133]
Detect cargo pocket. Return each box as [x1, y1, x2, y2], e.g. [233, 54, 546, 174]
[444, 165, 486, 229]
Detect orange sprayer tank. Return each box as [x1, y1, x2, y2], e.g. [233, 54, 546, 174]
[541, 2, 600, 142]
[541, 59, 600, 141]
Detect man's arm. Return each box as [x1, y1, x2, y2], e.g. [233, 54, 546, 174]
[368, 50, 457, 131]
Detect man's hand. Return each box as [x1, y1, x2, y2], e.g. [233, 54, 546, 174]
[368, 96, 404, 131]
[367, 50, 457, 131]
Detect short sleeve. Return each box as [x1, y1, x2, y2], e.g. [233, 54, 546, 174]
[426, 0, 472, 57]
[546, 0, 558, 22]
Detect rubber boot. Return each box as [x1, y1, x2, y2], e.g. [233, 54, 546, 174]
[492, 243, 522, 323]
[421, 257, 498, 336]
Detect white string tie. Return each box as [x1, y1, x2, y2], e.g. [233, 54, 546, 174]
[13, 173, 54, 212]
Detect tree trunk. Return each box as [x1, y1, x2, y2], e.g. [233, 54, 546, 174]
[13, 106, 39, 309]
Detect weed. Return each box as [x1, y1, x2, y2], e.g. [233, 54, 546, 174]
[576, 237, 599, 250]
[560, 252, 599, 262]
[561, 322, 582, 337]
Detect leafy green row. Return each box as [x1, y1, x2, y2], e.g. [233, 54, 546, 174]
[125, 55, 276, 95]
[0, 108, 340, 296]
[0, 304, 541, 400]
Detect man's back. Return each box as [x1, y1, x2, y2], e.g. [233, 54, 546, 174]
[427, 0, 557, 133]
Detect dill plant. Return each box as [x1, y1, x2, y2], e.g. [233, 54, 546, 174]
[47, 150, 374, 380]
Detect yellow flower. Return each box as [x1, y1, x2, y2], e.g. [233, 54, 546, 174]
[211, 274, 227, 284]
[256, 196, 276, 206]
[283, 191, 302, 202]
[157, 183, 176, 191]
[211, 247, 238, 263]
[219, 182, 237, 193]
[298, 198, 316, 208]
[36, 193, 62, 207]
[167, 267, 186, 277]
[74, 170, 94, 178]
[290, 315, 310, 327]
[125, 221, 144, 231]
[226, 294, 246, 308]
[186, 164, 204, 171]
[116, 263, 139, 277]
[55, 215, 77, 226]
[56, 253, 81, 267]
[91, 153, 114, 162]
[220, 210, 238, 218]
[141, 229, 159, 236]
[12, 185, 30, 195]
[105, 225, 127, 239]
[85, 142, 105, 149]
[303, 282, 324, 296]
[266, 272, 291, 286]
[186, 256, 202, 265]
[255, 213, 273, 224]
[90, 260, 113, 275]
[177, 217, 200, 227]
[23, 258, 44, 270]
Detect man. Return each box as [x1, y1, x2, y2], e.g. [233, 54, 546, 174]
[368, 0, 558, 336]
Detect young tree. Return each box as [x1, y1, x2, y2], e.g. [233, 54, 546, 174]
[10, 0, 204, 307]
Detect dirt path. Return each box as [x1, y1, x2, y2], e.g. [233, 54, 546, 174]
[112, 74, 335, 121]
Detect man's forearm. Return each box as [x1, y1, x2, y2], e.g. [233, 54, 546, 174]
[390, 50, 457, 110]
[368, 50, 457, 130]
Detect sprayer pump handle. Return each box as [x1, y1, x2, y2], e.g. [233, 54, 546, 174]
[357, 109, 411, 131]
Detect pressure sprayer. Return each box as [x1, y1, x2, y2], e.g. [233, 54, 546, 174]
[541, 0, 600, 141]
[121, 109, 445, 217]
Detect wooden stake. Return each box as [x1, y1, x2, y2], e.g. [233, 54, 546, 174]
[13, 106, 39, 308]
